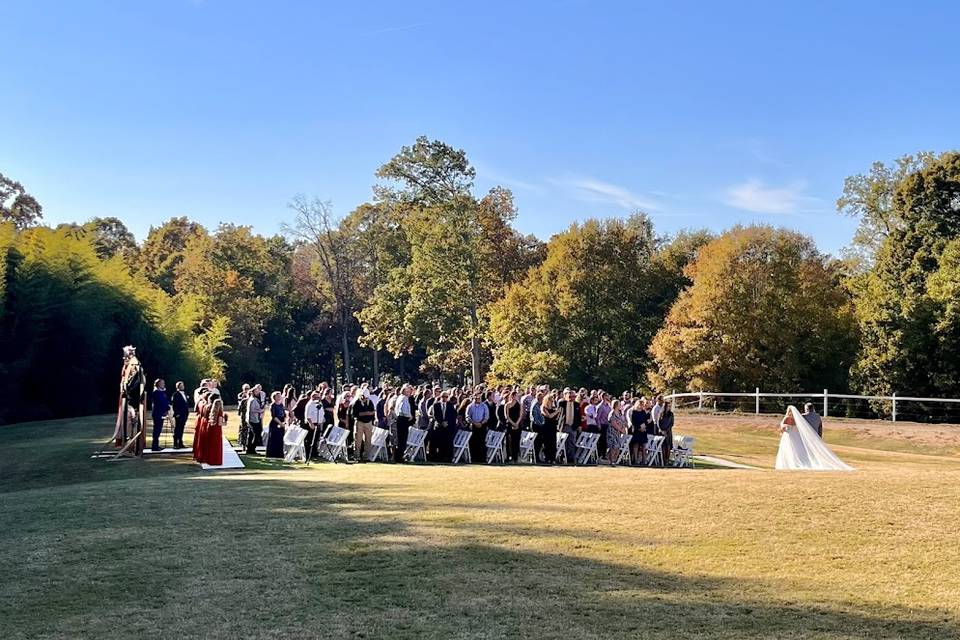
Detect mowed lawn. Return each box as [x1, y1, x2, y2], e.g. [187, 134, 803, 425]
[1, 413, 959, 639]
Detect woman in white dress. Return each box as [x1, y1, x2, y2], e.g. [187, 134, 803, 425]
[775, 405, 854, 471]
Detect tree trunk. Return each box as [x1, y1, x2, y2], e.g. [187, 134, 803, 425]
[372, 348, 380, 386]
[469, 302, 482, 386]
[341, 318, 352, 383]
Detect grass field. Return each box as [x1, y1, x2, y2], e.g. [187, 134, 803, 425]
[2, 412, 959, 639]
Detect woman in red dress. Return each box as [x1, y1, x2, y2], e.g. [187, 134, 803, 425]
[192, 392, 209, 462]
[200, 397, 226, 466]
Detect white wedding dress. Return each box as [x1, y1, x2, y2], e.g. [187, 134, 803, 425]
[775, 405, 853, 471]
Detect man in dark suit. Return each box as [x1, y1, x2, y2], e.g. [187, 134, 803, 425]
[802, 403, 823, 438]
[557, 389, 580, 464]
[171, 380, 190, 449]
[150, 379, 170, 451]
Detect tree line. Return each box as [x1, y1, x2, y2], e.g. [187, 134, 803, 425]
[1, 142, 958, 424]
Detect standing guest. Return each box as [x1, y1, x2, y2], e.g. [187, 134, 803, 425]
[504, 390, 522, 462]
[430, 390, 456, 462]
[237, 383, 251, 449]
[373, 387, 386, 428]
[393, 384, 414, 462]
[529, 391, 545, 462]
[466, 392, 490, 464]
[584, 395, 599, 435]
[597, 393, 612, 459]
[171, 381, 189, 450]
[266, 391, 286, 459]
[802, 403, 823, 438]
[150, 379, 170, 451]
[293, 391, 310, 427]
[558, 389, 580, 464]
[539, 392, 559, 464]
[659, 401, 675, 466]
[322, 388, 336, 434]
[607, 400, 627, 465]
[520, 386, 536, 435]
[628, 398, 649, 466]
[283, 386, 297, 424]
[304, 391, 323, 460]
[417, 387, 434, 433]
[651, 395, 665, 432]
[352, 388, 376, 461]
[246, 384, 265, 454]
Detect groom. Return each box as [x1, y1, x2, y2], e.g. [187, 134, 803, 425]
[802, 403, 823, 438]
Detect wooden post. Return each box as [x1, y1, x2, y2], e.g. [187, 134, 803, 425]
[823, 389, 828, 418]
[892, 393, 897, 422]
[698, 390, 704, 410]
[755, 387, 760, 415]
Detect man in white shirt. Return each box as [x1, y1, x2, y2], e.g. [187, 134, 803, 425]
[394, 385, 414, 462]
[304, 391, 323, 459]
[245, 384, 265, 454]
[584, 396, 600, 434]
[650, 395, 665, 434]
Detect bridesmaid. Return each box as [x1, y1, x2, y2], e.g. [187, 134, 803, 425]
[266, 391, 287, 458]
[200, 394, 226, 466]
[192, 389, 210, 462]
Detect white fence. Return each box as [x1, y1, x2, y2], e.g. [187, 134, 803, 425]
[663, 389, 960, 423]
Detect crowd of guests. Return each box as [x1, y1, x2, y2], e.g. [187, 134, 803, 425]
[227, 381, 678, 466]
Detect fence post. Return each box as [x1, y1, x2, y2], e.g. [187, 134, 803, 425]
[755, 387, 760, 415]
[698, 390, 703, 410]
[892, 393, 897, 422]
[823, 388, 828, 418]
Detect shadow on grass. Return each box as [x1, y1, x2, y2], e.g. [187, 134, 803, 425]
[1, 471, 957, 640]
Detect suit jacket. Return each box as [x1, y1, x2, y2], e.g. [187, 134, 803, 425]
[802, 411, 823, 436]
[172, 390, 189, 418]
[151, 389, 170, 418]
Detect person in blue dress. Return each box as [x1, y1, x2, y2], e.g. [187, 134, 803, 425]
[266, 391, 286, 458]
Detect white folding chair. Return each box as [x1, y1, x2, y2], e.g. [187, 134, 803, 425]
[451, 429, 472, 464]
[644, 435, 664, 467]
[575, 432, 600, 465]
[368, 427, 390, 462]
[671, 435, 695, 468]
[320, 426, 350, 463]
[555, 432, 569, 464]
[283, 425, 308, 463]
[485, 429, 506, 464]
[615, 433, 632, 465]
[517, 430, 538, 464]
[404, 427, 428, 463]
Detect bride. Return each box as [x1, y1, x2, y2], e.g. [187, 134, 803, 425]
[775, 405, 853, 471]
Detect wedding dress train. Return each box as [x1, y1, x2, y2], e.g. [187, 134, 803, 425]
[775, 405, 853, 471]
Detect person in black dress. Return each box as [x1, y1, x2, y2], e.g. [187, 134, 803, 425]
[539, 392, 559, 464]
[266, 391, 286, 459]
[628, 398, 649, 466]
[504, 390, 522, 462]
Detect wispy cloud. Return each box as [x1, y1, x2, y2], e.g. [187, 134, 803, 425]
[551, 176, 659, 211]
[724, 179, 815, 215]
[473, 162, 544, 194]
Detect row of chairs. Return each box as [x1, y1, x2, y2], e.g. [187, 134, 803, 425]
[282, 424, 695, 468]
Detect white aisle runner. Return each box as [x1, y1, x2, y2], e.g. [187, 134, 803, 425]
[201, 436, 245, 470]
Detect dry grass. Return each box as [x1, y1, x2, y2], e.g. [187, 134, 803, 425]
[1, 412, 959, 639]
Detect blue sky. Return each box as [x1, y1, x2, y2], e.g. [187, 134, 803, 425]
[3, 1, 959, 255]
